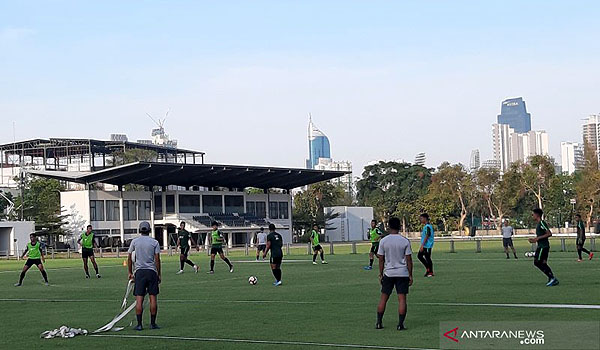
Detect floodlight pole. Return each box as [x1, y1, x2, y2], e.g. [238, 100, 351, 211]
[119, 186, 125, 244]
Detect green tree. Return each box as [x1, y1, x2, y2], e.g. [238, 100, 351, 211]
[574, 141, 600, 227]
[474, 167, 521, 230]
[356, 161, 431, 225]
[111, 148, 158, 165]
[292, 181, 350, 235]
[514, 155, 555, 209]
[427, 163, 473, 230]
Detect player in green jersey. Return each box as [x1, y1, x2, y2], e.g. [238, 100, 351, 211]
[529, 208, 558, 286]
[78, 225, 101, 278]
[365, 220, 383, 270]
[263, 223, 284, 286]
[311, 224, 327, 265]
[575, 214, 594, 262]
[207, 222, 234, 274]
[15, 234, 49, 286]
[176, 222, 199, 274]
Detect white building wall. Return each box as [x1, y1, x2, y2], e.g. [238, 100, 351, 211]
[324, 206, 373, 242]
[0, 221, 35, 255]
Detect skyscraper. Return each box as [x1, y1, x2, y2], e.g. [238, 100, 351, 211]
[492, 123, 513, 172]
[560, 142, 584, 175]
[469, 149, 480, 172]
[306, 116, 331, 169]
[414, 152, 426, 166]
[493, 123, 548, 173]
[497, 97, 532, 133]
[582, 114, 600, 164]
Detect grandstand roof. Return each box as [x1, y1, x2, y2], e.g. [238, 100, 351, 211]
[29, 162, 348, 190]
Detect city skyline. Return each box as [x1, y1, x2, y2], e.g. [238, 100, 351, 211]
[1, 1, 599, 177]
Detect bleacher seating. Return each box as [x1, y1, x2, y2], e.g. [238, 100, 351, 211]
[239, 213, 268, 226]
[192, 215, 214, 227]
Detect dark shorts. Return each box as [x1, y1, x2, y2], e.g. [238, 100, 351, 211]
[370, 243, 379, 254]
[82, 248, 94, 258]
[134, 269, 159, 296]
[180, 246, 190, 256]
[534, 246, 549, 264]
[257, 244, 266, 252]
[312, 244, 322, 252]
[25, 259, 42, 267]
[211, 247, 224, 255]
[381, 275, 410, 296]
[270, 256, 283, 267]
[502, 238, 514, 248]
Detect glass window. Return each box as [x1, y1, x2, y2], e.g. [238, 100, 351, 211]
[106, 200, 120, 221]
[179, 195, 200, 213]
[224, 195, 244, 214]
[202, 195, 223, 214]
[165, 195, 175, 214]
[138, 200, 151, 220]
[246, 201, 256, 216]
[278, 202, 289, 219]
[90, 200, 104, 221]
[123, 200, 137, 221]
[154, 194, 162, 214]
[269, 201, 279, 219]
[256, 202, 266, 218]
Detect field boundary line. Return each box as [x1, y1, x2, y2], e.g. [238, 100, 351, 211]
[89, 333, 439, 350]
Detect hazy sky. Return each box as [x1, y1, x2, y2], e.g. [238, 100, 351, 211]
[1, 1, 599, 178]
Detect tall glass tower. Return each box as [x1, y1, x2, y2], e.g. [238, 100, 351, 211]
[497, 97, 531, 133]
[306, 116, 331, 169]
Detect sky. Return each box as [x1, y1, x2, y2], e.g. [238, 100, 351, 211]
[1, 1, 599, 178]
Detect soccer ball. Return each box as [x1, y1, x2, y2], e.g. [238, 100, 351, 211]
[248, 276, 258, 285]
[524, 251, 534, 258]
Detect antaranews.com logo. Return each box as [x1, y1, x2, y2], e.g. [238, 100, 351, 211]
[439, 321, 600, 350]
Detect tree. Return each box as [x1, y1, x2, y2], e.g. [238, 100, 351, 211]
[514, 155, 555, 209]
[110, 149, 158, 191]
[356, 161, 431, 226]
[14, 176, 68, 247]
[474, 166, 521, 230]
[574, 141, 600, 227]
[292, 181, 350, 234]
[427, 163, 473, 230]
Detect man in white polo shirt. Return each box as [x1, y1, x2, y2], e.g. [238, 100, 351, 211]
[501, 220, 518, 259]
[376, 217, 413, 331]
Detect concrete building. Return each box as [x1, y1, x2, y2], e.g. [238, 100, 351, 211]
[414, 152, 426, 166]
[306, 116, 331, 169]
[0, 221, 35, 256]
[324, 206, 373, 242]
[583, 114, 600, 164]
[493, 123, 514, 172]
[561, 142, 585, 175]
[493, 124, 549, 172]
[469, 149, 480, 172]
[314, 158, 353, 194]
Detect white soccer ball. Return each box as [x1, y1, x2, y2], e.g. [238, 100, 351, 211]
[524, 251, 534, 258]
[248, 276, 258, 285]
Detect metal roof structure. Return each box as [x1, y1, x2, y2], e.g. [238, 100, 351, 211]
[29, 162, 348, 190]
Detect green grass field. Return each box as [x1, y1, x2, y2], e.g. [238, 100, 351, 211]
[0, 240, 598, 350]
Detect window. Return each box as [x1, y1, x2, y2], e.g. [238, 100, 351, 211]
[224, 195, 244, 214]
[90, 200, 104, 221]
[123, 200, 137, 221]
[179, 195, 200, 213]
[138, 200, 151, 220]
[202, 195, 223, 214]
[269, 201, 279, 219]
[106, 200, 120, 221]
[256, 201, 266, 218]
[165, 195, 175, 214]
[246, 201, 256, 216]
[93, 229, 110, 236]
[154, 194, 162, 214]
[278, 202, 289, 219]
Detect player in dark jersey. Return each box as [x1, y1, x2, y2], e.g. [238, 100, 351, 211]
[15, 234, 49, 286]
[207, 222, 234, 274]
[575, 214, 594, 262]
[263, 223, 284, 286]
[176, 222, 199, 274]
[529, 208, 558, 286]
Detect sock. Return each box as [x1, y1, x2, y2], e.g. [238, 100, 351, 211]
[506, 252, 509, 258]
[41, 270, 48, 283]
[180, 260, 185, 270]
[320, 252, 324, 261]
[185, 259, 195, 267]
[94, 266, 99, 274]
[18, 271, 25, 284]
[84, 267, 89, 276]
[210, 260, 215, 271]
[376, 312, 384, 325]
[398, 313, 406, 327]
[150, 314, 157, 326]
[578, 248, 583, 260]
[274, 268, 282, 281]
[271, 268, 278, 280]
[542, 264, 554, 279]
[136, 314, 142, 326]
[313, 254, 317, 262]
[369, 258, 374, 267]
[223, 258, 232, 268]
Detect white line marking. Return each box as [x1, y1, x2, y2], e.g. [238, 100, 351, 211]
[2, 298, 599, 310]
[89, 334, 439, 350]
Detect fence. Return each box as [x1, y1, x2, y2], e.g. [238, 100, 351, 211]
[0, 234, 596, 260]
